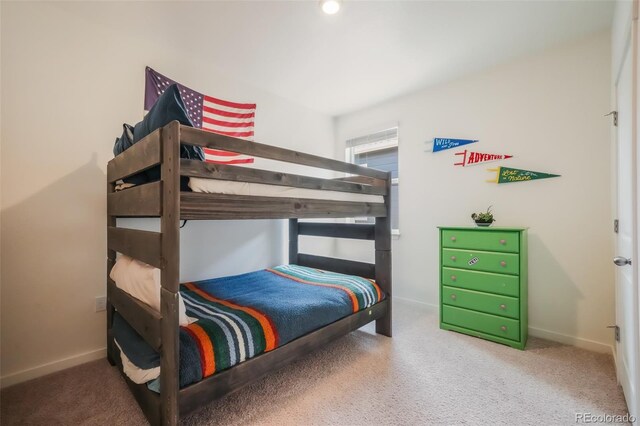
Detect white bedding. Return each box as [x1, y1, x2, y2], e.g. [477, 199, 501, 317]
[109, 255, 193, 326]
[188, 177, 383, 203]
[115, 176, 383, 203]
[114, 339, 160, 384]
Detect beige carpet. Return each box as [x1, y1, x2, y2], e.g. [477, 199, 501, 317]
[1, 300, 629, 425]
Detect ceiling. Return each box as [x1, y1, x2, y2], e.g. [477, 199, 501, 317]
[75, 1, 615, 116]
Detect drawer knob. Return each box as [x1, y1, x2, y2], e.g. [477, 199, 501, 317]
[500, 261, 507, 267]
[499, 304, 507, 310]
[500, 325, 507, 332]
[450, 256, 457, 261]
[450, 236, 457, 242]
[499, 239, 506, 245]
[450, 275, 457, 282]
[450, 294, 457, 300]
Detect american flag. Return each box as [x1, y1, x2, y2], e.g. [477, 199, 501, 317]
[144, 66, 256, 164]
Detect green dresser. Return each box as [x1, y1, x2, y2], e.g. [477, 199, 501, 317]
[439, 227, 528, 350]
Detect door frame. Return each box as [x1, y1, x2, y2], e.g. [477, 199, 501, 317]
[635, 2, 640, 415]
[613, 0, 640, 419]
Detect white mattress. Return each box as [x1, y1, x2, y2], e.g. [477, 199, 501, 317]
[188, 177, 383, 203]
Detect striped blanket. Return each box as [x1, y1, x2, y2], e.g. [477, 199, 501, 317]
[177, 264, 384, 387]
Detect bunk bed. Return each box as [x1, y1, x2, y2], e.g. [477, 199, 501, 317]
[106, 120, 392, 425]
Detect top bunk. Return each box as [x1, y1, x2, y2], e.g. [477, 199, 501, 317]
[107, 121, 391, 220]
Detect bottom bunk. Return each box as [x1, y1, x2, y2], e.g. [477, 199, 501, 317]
[107, 264, 388, 423]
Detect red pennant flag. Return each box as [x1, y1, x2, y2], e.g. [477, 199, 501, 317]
[454, 150, 513, 167]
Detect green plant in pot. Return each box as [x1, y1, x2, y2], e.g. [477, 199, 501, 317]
[471, 206, 495, 227]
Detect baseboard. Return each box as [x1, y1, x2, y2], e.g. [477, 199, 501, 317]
[611, 345, 620, 385]
[393, 296, 614, 355]
[528, 326, 614, 354]
[1, 347, 107, 389]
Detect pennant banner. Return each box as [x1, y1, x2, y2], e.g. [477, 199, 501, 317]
[487, 167, 561, 184]
[454, 150, 513, 167]
[429, 138, 478, 153]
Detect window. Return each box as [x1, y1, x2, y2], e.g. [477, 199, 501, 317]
[345, 127, 399, 234]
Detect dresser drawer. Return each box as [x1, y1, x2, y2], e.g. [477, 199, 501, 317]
[442, 267, 519, 297]
[442, 305, 520, 341]
[441, 229, 519, 253]
[442, 248, 519, 275]
[442, 286, 519, 319]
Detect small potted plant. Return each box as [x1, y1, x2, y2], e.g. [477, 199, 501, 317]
[471, 206, 495, 227]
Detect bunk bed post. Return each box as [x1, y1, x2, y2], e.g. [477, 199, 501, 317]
[375, 172, 392, 337]
[106, 180, 117, 366]
[160, 121, 181, 426]
[289, 219, 299, 264]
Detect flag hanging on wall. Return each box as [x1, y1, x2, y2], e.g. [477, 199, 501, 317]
[144, 66, 256, 164]
[487, 166, 560, 184]
[454, 150, 513, 167]
[428, 138, 478, 153]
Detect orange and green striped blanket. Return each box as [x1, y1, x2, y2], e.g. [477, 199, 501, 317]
[178, 264, 384, 387]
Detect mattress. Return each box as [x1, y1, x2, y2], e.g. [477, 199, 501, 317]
[188, 177, 383, 203]
[115, 178, 383, 203]
[113, 264, 385, 390]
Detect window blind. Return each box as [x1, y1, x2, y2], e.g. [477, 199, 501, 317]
[346, 127, 398, 150]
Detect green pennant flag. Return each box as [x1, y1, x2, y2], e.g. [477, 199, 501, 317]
[487, 167, 561, 184]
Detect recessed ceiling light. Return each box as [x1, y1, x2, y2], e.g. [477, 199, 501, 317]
[321, 0, 341, 15]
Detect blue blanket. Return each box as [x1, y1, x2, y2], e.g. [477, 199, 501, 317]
[115, 265, 384, 390]
[179, 265, 384, 386]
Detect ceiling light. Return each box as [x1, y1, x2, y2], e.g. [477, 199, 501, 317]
[321, 0, 341, 15]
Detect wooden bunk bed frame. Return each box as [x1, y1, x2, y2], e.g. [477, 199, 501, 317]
[106, 121, 392, 425]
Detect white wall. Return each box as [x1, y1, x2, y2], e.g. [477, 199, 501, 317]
[0, 2, 335, 386]
[335, 32, 614, 352]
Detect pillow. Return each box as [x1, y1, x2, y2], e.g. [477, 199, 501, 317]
[109, 254, 191, 326]
[113, 123, 135, 157]
[113, 84, 205, 185]
[133, 84, 193, 143]
[112, 124, 150, 185]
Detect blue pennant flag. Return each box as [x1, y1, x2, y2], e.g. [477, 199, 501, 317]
[432, 138, 478, 153]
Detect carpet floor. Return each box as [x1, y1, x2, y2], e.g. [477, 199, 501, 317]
[1, 300, 629, 425]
